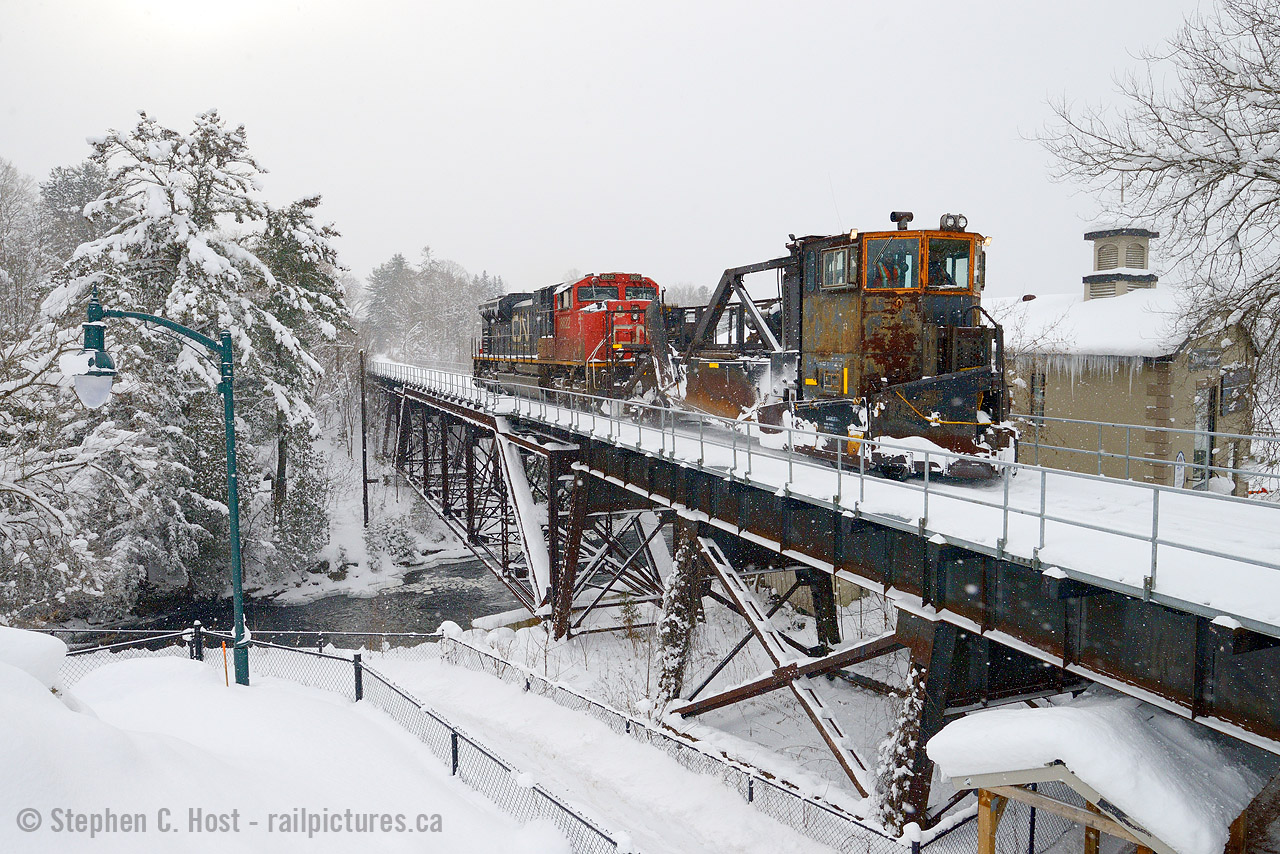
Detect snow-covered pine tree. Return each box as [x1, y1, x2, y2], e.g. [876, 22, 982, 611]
[361, 249, 502, 364]
[362, 253, 418, 357]
[655, 522, 704, 707]
[872, 666, 926, 835]
[37, 109, 350, 600]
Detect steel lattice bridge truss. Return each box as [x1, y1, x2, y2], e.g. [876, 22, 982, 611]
[368, 361, 1280, 826]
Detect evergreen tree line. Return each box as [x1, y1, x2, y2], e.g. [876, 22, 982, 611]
[360, 250, 504, 366]
[0, 110, 354, 624]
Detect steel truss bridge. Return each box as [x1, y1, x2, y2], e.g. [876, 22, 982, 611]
[367, 359, 1280, 825]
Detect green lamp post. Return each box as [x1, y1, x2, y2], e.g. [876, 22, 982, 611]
[73, 289, 250, 686]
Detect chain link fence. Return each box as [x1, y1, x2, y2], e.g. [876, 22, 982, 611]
[434, 635, 908, 854]
[51, 626, 1078, 854]
[924, 783, 1079, 854]
[429, 635, 1090, 854]
[53, 627, 619, 854]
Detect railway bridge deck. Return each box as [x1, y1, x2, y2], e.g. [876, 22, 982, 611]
[366, 359, 1280, 824]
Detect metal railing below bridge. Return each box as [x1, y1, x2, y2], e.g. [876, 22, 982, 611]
[55, 626, 619, 854]
[371, 360, 1280, 638]
[47, 626, 1078, 854]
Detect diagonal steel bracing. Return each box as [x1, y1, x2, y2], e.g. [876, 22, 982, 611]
[696, 536, 874, 797]
[674, 630, 902, 718]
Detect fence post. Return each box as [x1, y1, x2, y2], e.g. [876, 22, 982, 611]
[353, 653, 364, 701]
[912, 841, 920, 854]
[1027, 782, 1038, 854]
[747, 777, 754, 803]
[191, 620, 204, 661]
[451, 730, 460, 775]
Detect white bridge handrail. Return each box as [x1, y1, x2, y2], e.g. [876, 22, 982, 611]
[368, 359, 1280, 637]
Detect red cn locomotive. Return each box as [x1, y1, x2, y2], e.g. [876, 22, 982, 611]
[475, 272, 660, 395]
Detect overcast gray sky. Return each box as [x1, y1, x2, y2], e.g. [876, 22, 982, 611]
[0, 0, 1203, 298]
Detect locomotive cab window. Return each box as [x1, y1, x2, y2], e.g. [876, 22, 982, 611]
[820, 248, 853, 289]
[865, 237, 919, 289]
[625, 285, 657, 301]
[576, 285, 619, 303]
[927, 238, 971, 290]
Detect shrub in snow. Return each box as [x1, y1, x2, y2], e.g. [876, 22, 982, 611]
[364, 514, 420, 570]
[872, 666, 925, 835]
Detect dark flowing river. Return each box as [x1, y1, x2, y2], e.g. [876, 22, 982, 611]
[128, 558, 520, 640]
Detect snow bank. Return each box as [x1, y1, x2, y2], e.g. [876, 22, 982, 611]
[0, 625, 67, 690]
[0, 633, 567, 854]
[926, 690, 1277, 854]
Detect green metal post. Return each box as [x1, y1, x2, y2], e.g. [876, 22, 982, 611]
[83, 295, 252, 686]
[219, 331, 250, 686]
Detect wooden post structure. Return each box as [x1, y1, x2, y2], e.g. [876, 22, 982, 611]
[1084, 802, 1102, 854]
[977, 790, 1008, 854]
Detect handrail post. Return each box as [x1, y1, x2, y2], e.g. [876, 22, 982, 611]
[922, 451, 930, 532]
[835, 437, 843, 505]
[786, 425, 793, 490]
[1125, 426, 1131, 480]
[1147, 489, 1160, 599]
[731, 419, 738, 476]
[1098, 422, 1104, 476]
[999, 466, 1010, 556]
[698, 415, 705, 467]
[1038, 469, 1048, 556]
[859, 439, 866, 504]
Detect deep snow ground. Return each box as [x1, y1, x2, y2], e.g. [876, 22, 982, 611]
[0, 638, 568, 853]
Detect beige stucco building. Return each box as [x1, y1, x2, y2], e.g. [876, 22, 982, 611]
[998, 229, 1254, 495]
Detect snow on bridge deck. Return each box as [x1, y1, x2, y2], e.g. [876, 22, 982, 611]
[371, 362, 1280, 641]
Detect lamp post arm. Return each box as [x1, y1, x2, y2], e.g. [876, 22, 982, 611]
[100, 309, 225, 358]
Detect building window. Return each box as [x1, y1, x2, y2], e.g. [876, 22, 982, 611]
[1030, 367, 1046, 418]
[1193, 386, 1218, 481]
[1096, 243, 1119, 270]
[1125, 242, 1146, 268]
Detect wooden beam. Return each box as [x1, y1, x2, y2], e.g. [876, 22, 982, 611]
[986, 786, 1148, 847]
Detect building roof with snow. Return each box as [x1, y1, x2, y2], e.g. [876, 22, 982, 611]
[989, 286, 1192, 359]
[926, 690, 1279, 854]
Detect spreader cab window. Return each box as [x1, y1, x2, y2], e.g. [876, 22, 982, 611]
[820, 248, 852, 289]
[865, 237, 919, 289]
[927, 238, 971, 290]
[625, 285, 657, 301]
